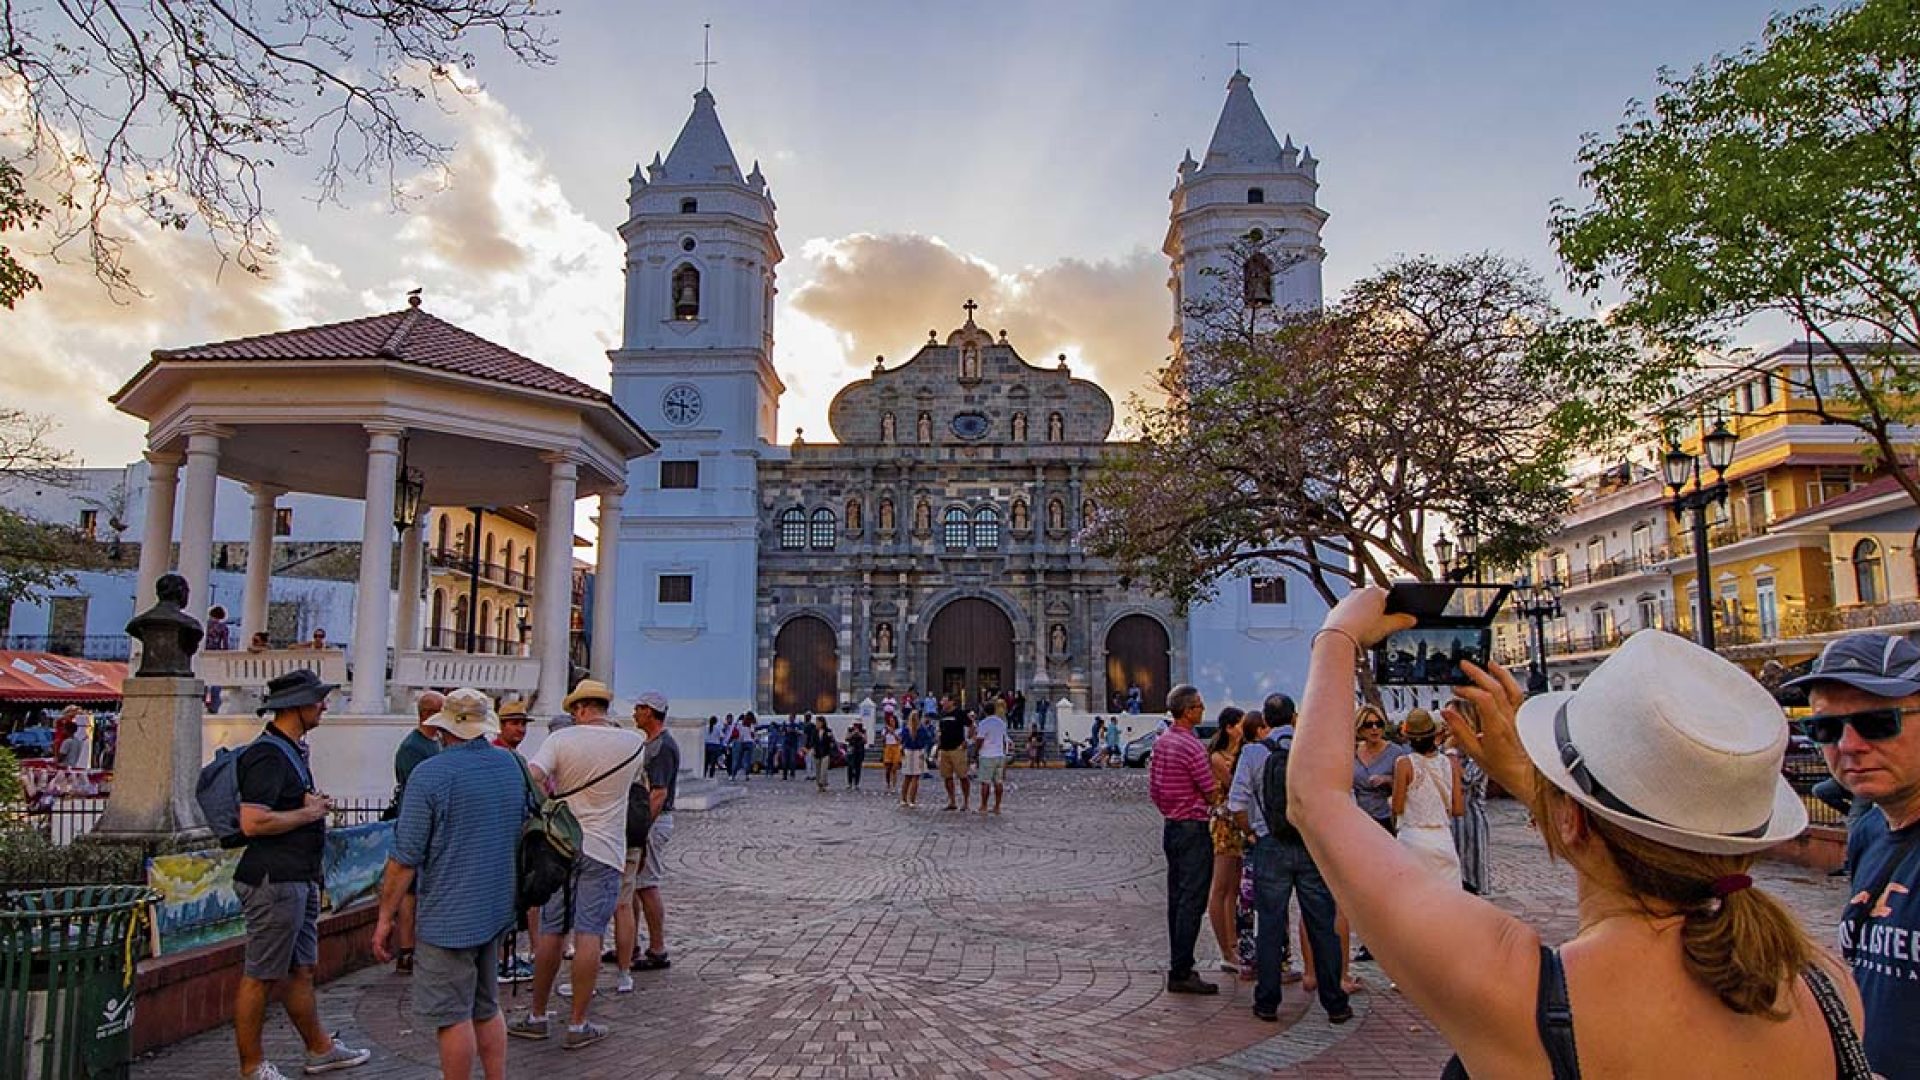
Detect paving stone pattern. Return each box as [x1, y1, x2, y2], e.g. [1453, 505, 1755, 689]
[135, 770, 1850, 1078]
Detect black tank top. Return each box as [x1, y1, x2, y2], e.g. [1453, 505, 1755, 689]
[1439, 947, 1872, 1080]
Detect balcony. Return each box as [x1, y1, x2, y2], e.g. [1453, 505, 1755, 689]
[425, 629, 528, 656]
[1563, 550, 1670, 588]
[428, 549, 532, 591]
[1673, 518, 1768, 557]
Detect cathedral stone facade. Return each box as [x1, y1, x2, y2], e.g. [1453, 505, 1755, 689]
[611, 71, 1331, 721]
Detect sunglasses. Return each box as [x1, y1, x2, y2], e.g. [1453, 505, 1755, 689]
[1801, 706, 1920, 745]
[1359, 721, 1385, 730]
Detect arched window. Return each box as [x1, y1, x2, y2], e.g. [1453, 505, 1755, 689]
[483, 532, 496, 569]
[779, 507, 807, 550]
[672, 264, 701, 320]
[479, 600, 492, 648]
[881, 412, 896, 442]
[810, 508, 837, 550]
[519, 547, 532, 581]
[1854, 538, 1886, 604]
[1047, 497, 1066, 531]
[974, 506, 1002, 549]
[878, 498, 895, 534]
[453, 595, 471, 649]
[1244, 253, 1275, 306]
[943, 507, 971, 551]
[1011, 412, 1027, 441]
[1247, 187, 1265, 204]
[1011, 498, 1029, 531]
[502, 539, 515, 582]
[846, 499, 863, 533]
[1047, 412, 1064, 442]
[458, 523, 472, 556]
[679, 197, 698, 214]
[917, 411, 933, 443]
[436, 514, 449, 554]
[430, 589, 446, 644]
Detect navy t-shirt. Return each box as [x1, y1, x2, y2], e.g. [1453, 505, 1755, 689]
[1842, 808, 1920, 1079]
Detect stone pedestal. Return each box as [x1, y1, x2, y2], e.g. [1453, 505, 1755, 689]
[90, 676, 214, 846]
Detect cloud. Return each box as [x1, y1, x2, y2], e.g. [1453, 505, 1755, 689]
[787, 233, 1170, 435]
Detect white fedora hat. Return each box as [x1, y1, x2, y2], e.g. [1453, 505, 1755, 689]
[1516, 630, 1806, 856]
[426, 687, 500, 742]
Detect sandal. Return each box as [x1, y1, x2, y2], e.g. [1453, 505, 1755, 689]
[631, 950, 671, 971]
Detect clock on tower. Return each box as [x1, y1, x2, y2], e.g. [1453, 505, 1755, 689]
[662, 383, 704, 426]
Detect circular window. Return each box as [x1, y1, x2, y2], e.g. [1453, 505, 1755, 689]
[680, 237, 697, 252]
[950, 412, 990, 440]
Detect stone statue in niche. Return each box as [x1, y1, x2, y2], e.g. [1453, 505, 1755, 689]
[1011, 499, 1029, 531]
[127, 572, 203, 677]
[881, 412, 896, 442]
[1047, 412, 1064, 441]
[915, 500, 932, 533]
[917, 412, 933, 443]
[1011, 412, 1027, 441]
[878, 499, 895, 533]
[1047, 498, 1065, 531]
[875, 622, 894, 656]
[1049, 623, 1067, 656]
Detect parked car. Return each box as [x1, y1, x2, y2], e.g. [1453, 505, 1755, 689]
[1124, 723, 1216, 768]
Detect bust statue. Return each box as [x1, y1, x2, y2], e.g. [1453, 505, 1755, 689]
[126, 573, 204, 677]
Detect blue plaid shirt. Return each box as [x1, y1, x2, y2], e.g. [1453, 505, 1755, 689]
[393, 737, 529, 949]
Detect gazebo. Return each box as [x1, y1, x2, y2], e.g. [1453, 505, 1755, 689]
[111, 297, 654, 732]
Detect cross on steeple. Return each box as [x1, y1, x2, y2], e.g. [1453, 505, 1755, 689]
[963, 298, 978, 323]
[697, 22, 717, 89]
[1228, 40, 1251, 71]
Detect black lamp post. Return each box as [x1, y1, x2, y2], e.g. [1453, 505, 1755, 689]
[1664, 419, 1740, 651]
[1512, 575, 1563, 694]
[1435, 520, 1480, 583]
[514, 597, 531, 657]
[392, 467, 425, 533]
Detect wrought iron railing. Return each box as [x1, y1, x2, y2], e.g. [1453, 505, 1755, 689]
[1, 635, 129, 660]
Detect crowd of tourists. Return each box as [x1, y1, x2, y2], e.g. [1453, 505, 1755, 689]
[1154, 587, 1916, 1079]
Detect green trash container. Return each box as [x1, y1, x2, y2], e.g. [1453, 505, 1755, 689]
[0, 886, 158, 1080]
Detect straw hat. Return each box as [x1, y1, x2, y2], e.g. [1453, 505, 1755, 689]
[497, 698, 531, 721]
[1515, 630, 1806, 856]
[1402, 708, 1438, 738]
[425, 688, 500, 741]
[562, 679, 613, 711]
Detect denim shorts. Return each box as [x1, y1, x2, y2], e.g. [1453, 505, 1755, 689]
[235, 879, 321, 981]
[413, 939, 500, 1029]
[539, 856, 623, 937]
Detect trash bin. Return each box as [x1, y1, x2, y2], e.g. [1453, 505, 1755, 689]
[0, 885, 158, 1080]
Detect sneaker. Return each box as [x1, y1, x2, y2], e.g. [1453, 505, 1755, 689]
[631, 950, 671, 971]
[1252, 1005, 1279, 1022]
[302, 1036, 371, 1074]
[506, 1013, 551, 1041]
[497, 957, 535, 983]
[563, 1022, 609, 1050]
[600, 948, 620, 964]
[243, 1064, 291, 1080]
[1165, 973, 1219, 995]
[1327, 1006, 1355, 1025]
[615, 972, 634, 994]
[393, 951, 413, 975]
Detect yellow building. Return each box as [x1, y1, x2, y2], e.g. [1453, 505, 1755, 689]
[425, 506, 542, 655]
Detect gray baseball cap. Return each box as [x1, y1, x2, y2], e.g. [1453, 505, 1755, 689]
[1782, 634, 1920, 699]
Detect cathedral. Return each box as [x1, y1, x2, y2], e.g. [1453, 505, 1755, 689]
[608, 70, 1332, 721]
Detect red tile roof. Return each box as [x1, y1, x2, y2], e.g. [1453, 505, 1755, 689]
[151, 304, 608, 403]
[1774, 468, 1918, 526]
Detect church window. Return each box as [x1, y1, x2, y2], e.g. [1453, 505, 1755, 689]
[1047, 412, 1064, 442]
[658, 574, 694, 603]
[1011, 499, 1029, 531]
[810, 508, 837, 550]
[779, 507, 807, 550]
[917, 411, 933, 443]
[680, 237, 696, 252]
[672, 264, 701, 320]
[1247, 187, 1265, 204]
[878, 498, 896, 533]
[1244, 253, 1275, 307]
[679, 198, 698, 214]
[881, 412, 896, 442]
[974, 506, 1001, 550]
[1011, 412, 1027, 441]
[950, 412, 989, 440]
[1251, 577, 1287, 604]
[943, 507, 970, 551]
[661, 460, 700, 489]
[846, 499, 863, 533]
[1082, 499, 1097, 527]
[1046, 497, 1066, 531]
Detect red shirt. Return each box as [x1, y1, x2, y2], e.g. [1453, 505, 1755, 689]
[1148, 725, 1213, 821]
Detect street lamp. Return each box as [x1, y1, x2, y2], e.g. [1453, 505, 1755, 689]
[1435, 518, 1480, 583]
[1664, 419, 1739, 650]
[392, 466, 425, 532]
[514, 597, 531, 656]
[1512, 575, 1563, 694]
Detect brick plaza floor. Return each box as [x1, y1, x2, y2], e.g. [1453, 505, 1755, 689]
[136, 767, 1851, 1078]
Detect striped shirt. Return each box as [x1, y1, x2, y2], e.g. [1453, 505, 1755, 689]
[393, 737, 529, 949]
[1149, 725, 1213, 821]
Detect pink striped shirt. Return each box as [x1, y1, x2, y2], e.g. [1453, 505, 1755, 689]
[1148, 725, 1213, 821]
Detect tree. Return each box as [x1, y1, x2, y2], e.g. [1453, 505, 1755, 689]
[1, 0, 553, 293]
[1552, 0, 1920, 509]
[0, 410, 104, 610]
[0, 162, 46, 308]
[1088, 251, 1642, 609]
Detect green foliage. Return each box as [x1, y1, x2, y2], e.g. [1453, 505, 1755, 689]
[0, 160, 47, 308]
[0, 827, 148, 887]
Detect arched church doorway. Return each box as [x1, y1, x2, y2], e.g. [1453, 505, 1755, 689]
[1105, 614, 1170, 714]
[925, 597, 1015, 710]
[772, 616, 839, 714]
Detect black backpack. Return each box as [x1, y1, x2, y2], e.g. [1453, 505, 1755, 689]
[1257, 732, 1301, 844]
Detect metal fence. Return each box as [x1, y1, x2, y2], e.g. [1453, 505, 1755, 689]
[1782, 747, 1847, 829]
[6, 795, 391, 849]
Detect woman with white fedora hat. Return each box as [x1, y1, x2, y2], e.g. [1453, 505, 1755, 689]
[1289, 587, 1869, 1079]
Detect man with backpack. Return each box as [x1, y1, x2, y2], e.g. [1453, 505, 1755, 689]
[507, 679, 645, 1050]
[1228, 693, 1352, 1025]
[229, 669, 371, 1079]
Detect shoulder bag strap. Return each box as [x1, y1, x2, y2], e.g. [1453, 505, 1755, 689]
[1801, 963, 1875, 1080]
[1535, 946, 1581, 1080]
[260, 733, 313, 792]
[553, 742, 645, 801]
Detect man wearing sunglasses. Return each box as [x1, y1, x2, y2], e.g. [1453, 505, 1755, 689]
[1784, 633, 1920, 1079]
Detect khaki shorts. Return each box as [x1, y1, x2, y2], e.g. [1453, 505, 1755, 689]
[618, 813, 672, 902]
[938, 748, 969, 779]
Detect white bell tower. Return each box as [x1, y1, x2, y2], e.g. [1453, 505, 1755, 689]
[609, 86, 781, 717]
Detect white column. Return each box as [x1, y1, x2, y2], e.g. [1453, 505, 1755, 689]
[590, 488, 623, 687]
[133, 451, 182, 610]
[175, 427, 229, 625]
[394, 515, 426, 654]
[349, 425, 403, 714]
[534, 455, 579, 710]
[243, 483, 283, 646]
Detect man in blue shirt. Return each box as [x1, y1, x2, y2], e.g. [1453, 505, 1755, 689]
[1783, 634, 1920, 1079]
[375, 688, 529, 1080]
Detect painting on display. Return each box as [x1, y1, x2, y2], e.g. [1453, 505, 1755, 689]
[145, 821, 393, 954]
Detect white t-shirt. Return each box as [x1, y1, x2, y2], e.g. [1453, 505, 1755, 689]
[529, 722, 647, 871]
[976, 715, 1009, 759]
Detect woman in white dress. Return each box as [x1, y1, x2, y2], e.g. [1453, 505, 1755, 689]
[1390, 709, 1463, 884]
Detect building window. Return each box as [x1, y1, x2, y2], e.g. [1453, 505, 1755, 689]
[1244, 253, 1275, 306]
[1635, 594, 1663, 631]
[661, 460, 700, 489]
[658, 574, 694, 604]
[1630, 523, 1654, 564]
[436, 514, 450, 552]
[1247, 187, 1265, 204]
[943, 507, 970, 551]
[1810, 469, 1855, 508]
[679, 198, 698, 214]
[1755, 577, 1779, 639]
[779, 507, 807, 550]
[1591, 605, 1615, 644]
[1047, 412, 1064, 442]
[1011, 498, 1029, 531]
[1855, 538, 1886, 605]
[846, 499, 863, 533]
[672, 264, 701, 320]
[274, 507, 293, 536]
[1011, 412, 1027, 441]
[1759, 373, 1776, 405]
[810, 508, 837, 550]
[1251, 577, 1287, 604]
[974, 506, 1001, 549]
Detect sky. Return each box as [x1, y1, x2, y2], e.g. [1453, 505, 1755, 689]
[1, 0, 1802, 477]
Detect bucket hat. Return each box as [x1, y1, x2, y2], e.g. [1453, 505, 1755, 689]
[1514, 630, 1805, 856]
[562, 679, 613, 711]
[426, 687, 499, 741]
[256, 669, 338, 715]
[1781, 633, 1920, 700]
